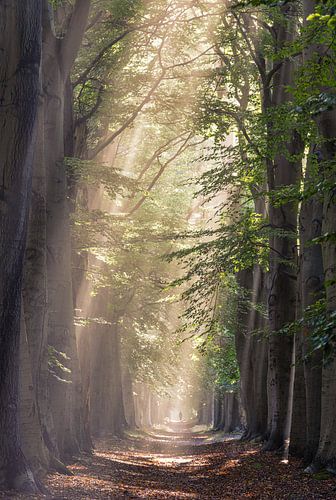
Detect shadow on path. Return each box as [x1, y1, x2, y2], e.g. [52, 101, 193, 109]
[1, 429, 335, 499]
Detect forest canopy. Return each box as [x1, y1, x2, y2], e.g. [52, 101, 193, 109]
[0, 0, 336, 496]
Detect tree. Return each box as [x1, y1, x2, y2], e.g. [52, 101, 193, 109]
[0, 1, 42, 491]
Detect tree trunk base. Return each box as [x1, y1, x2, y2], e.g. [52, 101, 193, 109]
[262, 438, 283, 453]
[8, 469, 38, 494]
[50, 455, 74, 476]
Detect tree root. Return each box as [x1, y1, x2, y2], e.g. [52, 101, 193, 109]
[50, 455, 74, 476]
[11, 469, 39, 494]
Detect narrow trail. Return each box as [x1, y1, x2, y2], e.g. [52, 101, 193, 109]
[3, 430, 336, 499]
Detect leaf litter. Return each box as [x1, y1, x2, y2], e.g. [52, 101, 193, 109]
[1, 430, 335, 499]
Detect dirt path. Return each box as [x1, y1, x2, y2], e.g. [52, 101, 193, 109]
[2, 430, 336, 499]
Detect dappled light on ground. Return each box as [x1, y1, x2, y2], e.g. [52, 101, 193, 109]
[1, 430, 335, 499]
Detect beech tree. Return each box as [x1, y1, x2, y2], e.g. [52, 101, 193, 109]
[0, 1, 42, 492]
[1, 0, 336, 495]
[171, 0, 336, 469]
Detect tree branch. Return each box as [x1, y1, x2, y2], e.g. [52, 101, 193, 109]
[75, 83, 104, 126]
[73, 28, 133, 87]
[60, 0, 91, 80]
[127, 133, 193, 216]
[88, 71, 166, 159]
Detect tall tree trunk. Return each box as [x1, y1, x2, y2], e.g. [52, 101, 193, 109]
[76, 325, 93, 450]
[266, 136, 302, 451]
[110, 323, 127, 434]
[19, 306, 49, 482]
[264, 5, 303, 451]
[22, 100, 62, 472]
[89, 305, 126, 437]
[289, 241, 306, 458]
[294, 149, 323, 463]
[122, 365, 136, 429]
[90, 324, 113, 436]
[213, 391, 222, 430]
[41, 0, 90, 458]
[236, 268, 264, 438]
[242, 266, 268, 441]
[300, 0, 336, 472]
[314, 109, 336, 472]
[0, 1, 42, 491]
[289, 332, 307, 457]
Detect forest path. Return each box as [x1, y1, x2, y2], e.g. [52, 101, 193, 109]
[4, 429, 336, 499]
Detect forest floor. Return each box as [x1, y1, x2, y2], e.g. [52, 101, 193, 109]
[2, 428, 336, 499]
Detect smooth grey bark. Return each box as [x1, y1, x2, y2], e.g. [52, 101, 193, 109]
[19, 305, 49, 482]
[223, 393, 238, 432]
[235, 268, 267, 439]
[150, 394, 159, 427]
[241, 266, 268, 441]
[140, 385, 152, 429]
[292, 0, 323, 465]
[22, 101, 62, 473]
[90, 302, 127, 437]
[214, 392, 241, 432]
[314, 109, 336, 472]
[236, 8, 300, 451]
[40, 0, 91, 458]
[76, 324, 93, 450]
[110, 322, 127, 434]
[300, 0, 336, 472]
[122, 365, 136, 429]
[289, 244, 306, 458]
[290, 332, 307, 457]
[266, 137, 302, 451]
[213, 391, 222, 430]
[292, 150, 323, 462]
[43, 26, 78, 457]
[263, 5, 303, 451]
[89, 323, 113, 435]
[0, 1, 42, 491]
